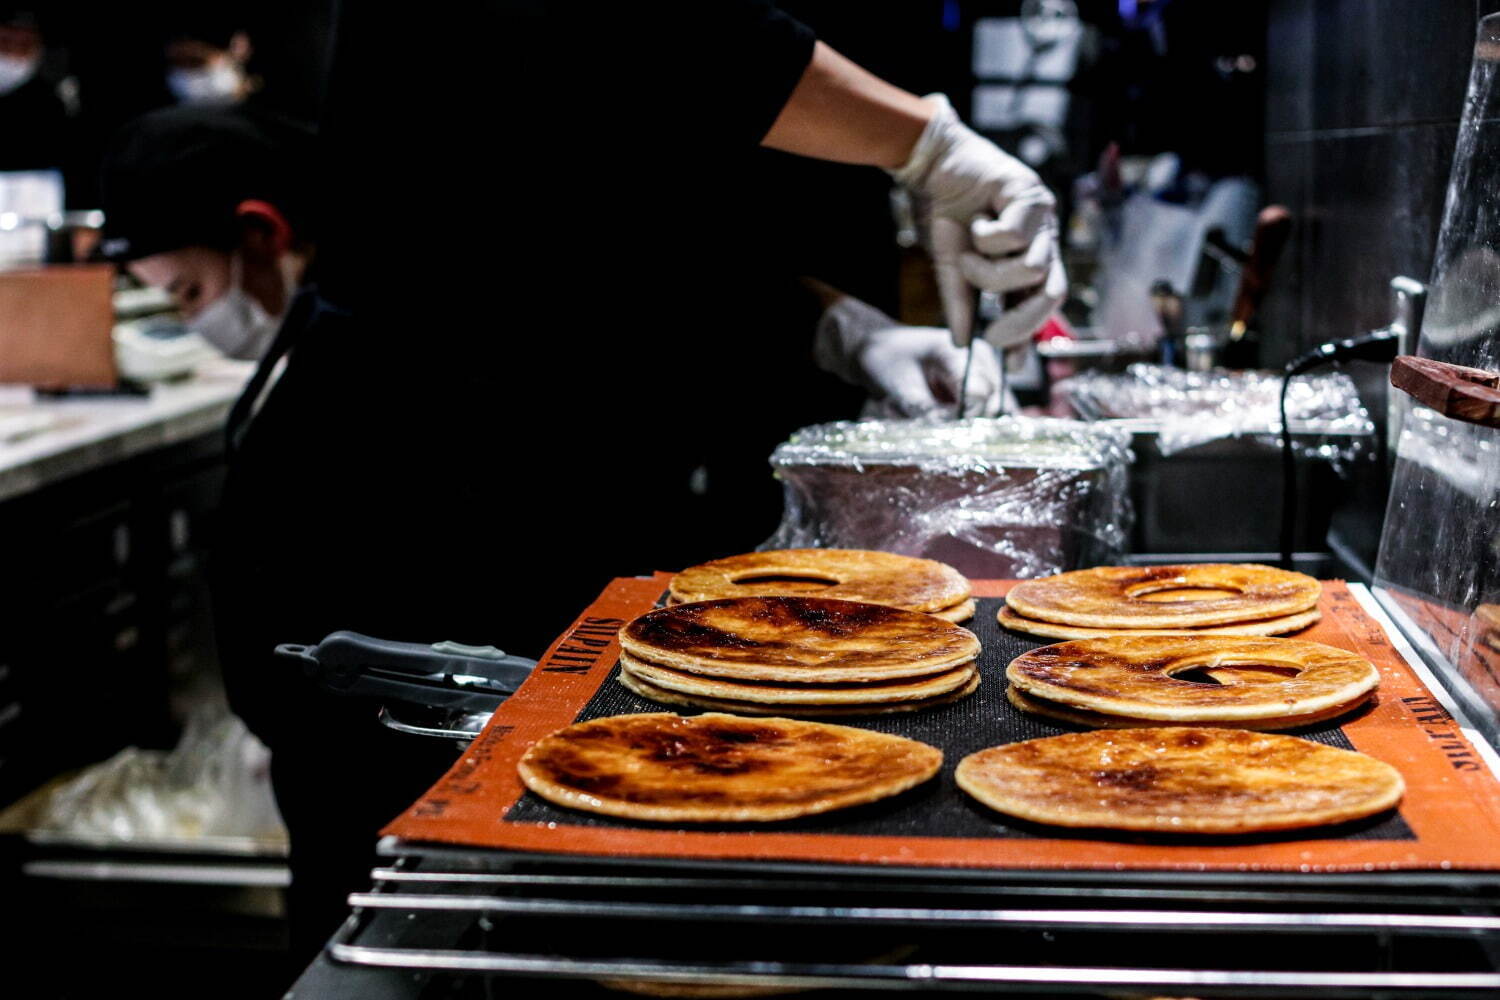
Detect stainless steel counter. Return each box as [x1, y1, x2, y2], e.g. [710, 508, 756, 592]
[0, 359, 254, 503]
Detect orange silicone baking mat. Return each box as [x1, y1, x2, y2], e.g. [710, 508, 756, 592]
[384, 577, 1500, 872]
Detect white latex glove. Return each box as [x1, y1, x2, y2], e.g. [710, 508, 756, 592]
[814, 293, 1003, 418]
[890, 94, 1067, 350]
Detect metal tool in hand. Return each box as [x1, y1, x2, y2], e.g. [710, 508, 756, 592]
[955, 289, 1002, 420]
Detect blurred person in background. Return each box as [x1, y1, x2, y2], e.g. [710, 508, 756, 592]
[214, 0, 1064, 965]
[0, 8, 84, 183]
[163, 15, 256, 106]
[98, 104, 315, 359]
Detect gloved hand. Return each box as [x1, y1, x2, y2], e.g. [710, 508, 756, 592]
[813, 293, 1004, 418]
[890, 94, 1066, 349]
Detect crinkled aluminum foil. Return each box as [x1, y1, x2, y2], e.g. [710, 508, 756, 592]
[766, 417, 1133, 579]
[1058, 363, 1377, 461]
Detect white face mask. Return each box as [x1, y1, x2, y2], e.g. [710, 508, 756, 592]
[0, 53, 39, 96]
[189, 253, 282, 360]
[166, 61, 243, 104]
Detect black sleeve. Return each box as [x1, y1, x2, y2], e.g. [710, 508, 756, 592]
[624, 1, 815, 148]
[667, 1, 816, 146]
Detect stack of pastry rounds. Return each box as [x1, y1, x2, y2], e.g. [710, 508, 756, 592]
[518, 712, 943, 822]
[998, 564, 1322, 639]
[617, 596, 982, 716]
[956, 727, 1404, 833]
[670, 548, 975, 623]
[1478, 603, 1500, 651]
[1006, 634, 1380, 730]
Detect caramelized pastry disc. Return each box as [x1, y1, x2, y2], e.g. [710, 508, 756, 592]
[929, 597, 977, 623]
[1005, 684, 1372, 731]
[675, 594, 976, 624]
[619, 650, 976, 704]
[996, 603, 1320, 639]
[670, 549, 970, 614]
[518, 712, 942, 822]
[1005, 564, 1321, 629]
[619, 668, 981, 717]
[956, 728, 1404, 833]
[620, 597, 981, 683]
[1006, 635, 1379, 722]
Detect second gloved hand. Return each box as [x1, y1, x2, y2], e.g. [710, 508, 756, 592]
[814, 294, 1003, 418]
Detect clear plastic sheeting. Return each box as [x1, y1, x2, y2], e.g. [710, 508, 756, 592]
[32, 708, 287, 851]
[1058, 363, 1376, 462]
[766, 417, 1132, 579]
[1375, 405, 1500, 750]
[1373, 14, 1500, 752]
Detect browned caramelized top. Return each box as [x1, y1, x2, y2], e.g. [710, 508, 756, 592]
[620, 597, 980, 681]
[1006, 635, 1379, 720]
[517, 712, 943, 821]
[956, 727, 1404, 833]
[670, 549, 970, 614]
[1005, 564, 1321, 629]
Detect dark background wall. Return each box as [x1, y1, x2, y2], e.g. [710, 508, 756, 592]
[1261, 1, 1495, 573]
[1262, 0, 1494, 362]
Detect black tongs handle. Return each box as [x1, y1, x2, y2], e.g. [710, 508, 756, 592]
[275, 630, 537, 712]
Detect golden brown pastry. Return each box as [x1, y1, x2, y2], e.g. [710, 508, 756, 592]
[1005, 635, 1379, 724]
[618, 650, 975, 705]
[619, 667, 981, 717]
[670, 549, 971, 618]
[996, 603, 1320, 639]
[1005, 564, 1321, 629]
[956, 728, 1404, 833]
[620, 597, 980, 683]
[518, 712, 942, 822]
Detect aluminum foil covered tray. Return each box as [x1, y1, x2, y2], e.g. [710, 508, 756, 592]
[766, 417, 1132, 579]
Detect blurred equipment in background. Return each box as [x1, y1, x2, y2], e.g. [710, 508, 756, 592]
[0, 262, 115, 388]
[1376, 12, 1500, 751]
[1089, 160, 1261, 352]
[1059, 363, 1375, 557]
[970, 0, 1088, 171]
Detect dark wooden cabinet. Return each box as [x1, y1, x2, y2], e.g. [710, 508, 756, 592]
[0, 432, 226, 807]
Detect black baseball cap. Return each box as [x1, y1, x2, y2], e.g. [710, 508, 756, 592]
[98, 104, 315, 262]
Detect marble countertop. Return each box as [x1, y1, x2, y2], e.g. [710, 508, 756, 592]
[0, 359, 256, 503]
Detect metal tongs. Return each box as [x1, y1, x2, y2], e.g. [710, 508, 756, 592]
[276, 631, 537, 741]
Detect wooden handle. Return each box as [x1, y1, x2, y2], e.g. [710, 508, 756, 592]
[1230, 205, 1294, 329]
[1390, 355, 1500, 428]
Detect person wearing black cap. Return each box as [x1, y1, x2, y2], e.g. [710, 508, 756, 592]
[98, 104, 314, 359]
[214, 1, 1065, 969]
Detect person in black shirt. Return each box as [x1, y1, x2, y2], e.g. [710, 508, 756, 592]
[0, 10, 76, 182]
[214, 1, 1065, 964]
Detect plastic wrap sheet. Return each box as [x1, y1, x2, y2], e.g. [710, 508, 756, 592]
[1058, 363, 1376, 463]
[1375, 406, 1500, 751]
[31, 709, 287, 849]
[1373, 13, 1500, 753]
[765, 417, 1132, 579]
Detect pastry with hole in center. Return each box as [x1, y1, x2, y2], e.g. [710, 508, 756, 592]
[670, 548, 973, 622]
[1000, 563, 1321, 635]
[1005, 634, 1378, 729]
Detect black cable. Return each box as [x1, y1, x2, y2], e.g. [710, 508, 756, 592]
[1278, 331, 1405, 568]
